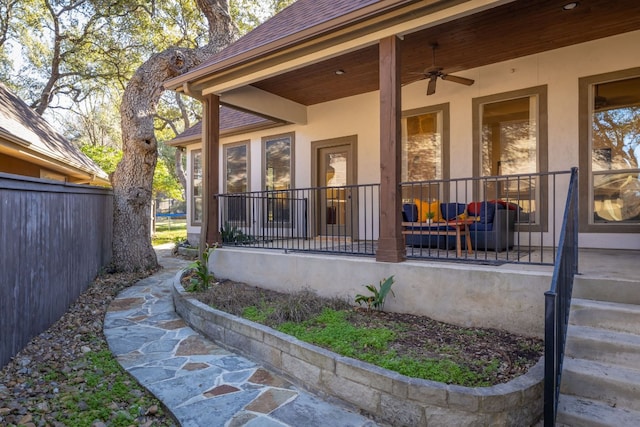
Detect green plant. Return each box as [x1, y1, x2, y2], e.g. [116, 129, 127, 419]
[186, 245, 216, 292]
[55, 350, 167, 426]
[426, 211, 435, 220]
[278, 308, 396, 358]
[354, 276, 395, 311]
[221, 222, 252, 244]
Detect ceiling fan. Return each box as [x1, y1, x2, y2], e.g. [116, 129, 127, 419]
[408, 43, 475, 95]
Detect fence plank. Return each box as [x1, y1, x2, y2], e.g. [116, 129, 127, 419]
[0, 174, 113, 367]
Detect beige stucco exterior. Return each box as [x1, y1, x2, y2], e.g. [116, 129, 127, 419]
[209, 247, 550, 338]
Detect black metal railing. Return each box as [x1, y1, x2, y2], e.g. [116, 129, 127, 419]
[400, 170, 572, 265]
[217, 183, 380, 255]
[215, 171, 571, 264]
[543, 167, 579, 426]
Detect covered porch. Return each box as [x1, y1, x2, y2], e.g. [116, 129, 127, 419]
[166, 0, 640, 259]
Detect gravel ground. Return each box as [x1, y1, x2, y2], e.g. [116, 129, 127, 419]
[0, 269, 177, 427]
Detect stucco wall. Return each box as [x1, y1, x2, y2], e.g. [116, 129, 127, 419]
[209, 247, 551, 339]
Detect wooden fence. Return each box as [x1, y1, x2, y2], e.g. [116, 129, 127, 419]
[0, 173, 113, 367]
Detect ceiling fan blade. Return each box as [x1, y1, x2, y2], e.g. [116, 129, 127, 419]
[426, 75, 437, 95]
[403, 74, 427, 86]
[441, 74, 474, 86]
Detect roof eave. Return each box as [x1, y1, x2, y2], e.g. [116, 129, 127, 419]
[164, 0, 426, 92]
[0, 132, 109, 183]
[166, 121, 286, 148]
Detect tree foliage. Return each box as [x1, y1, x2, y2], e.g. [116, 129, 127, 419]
[1, 0, 294, 119]
[80, 144, 122, 175]
[230, 0, 295, 35]
[81, 143, 183, 200]
[0, 0, 297, 271]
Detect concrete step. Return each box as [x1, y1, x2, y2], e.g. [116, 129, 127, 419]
[573, 276, 640, 305]
[565, 325, 640, 370]
[570, 298, 640, 335]
[561, 357, 640, 412]
[556, 394, 640, 427]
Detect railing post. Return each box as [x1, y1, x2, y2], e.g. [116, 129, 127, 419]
[543, 167, 579, 427]
[544, 291, 557, 427]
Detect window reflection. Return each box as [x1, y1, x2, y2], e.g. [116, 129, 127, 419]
[191, 150, 202, 224]
[402, 112, 441, 182]
[481, 96, 538, 222]
[225, 143, 248, 223]
[401, 111, 442, 201]
[264, 135, 293, 225]
[591, 76, 640, 223]
[265, 137, 291, 191]
[226, 144, 247, 193]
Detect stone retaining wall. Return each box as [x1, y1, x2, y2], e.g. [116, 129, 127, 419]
[173, 272, 544, 426]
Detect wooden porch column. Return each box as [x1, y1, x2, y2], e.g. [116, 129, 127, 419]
[200, 93, 221, 249]
[376, 35, 405, 263]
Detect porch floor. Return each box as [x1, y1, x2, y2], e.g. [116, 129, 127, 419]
[225, 237, 638, 284]
[506, 247, 639, 283]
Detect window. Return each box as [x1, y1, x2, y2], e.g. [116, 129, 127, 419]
[400, 104, 449, 201]
[191, 150, 202, 225]
[579, 69, 640, 232]
[262, 133, 294, 225]
[473, 86, 548, 228]
[223, 141, 249, 223]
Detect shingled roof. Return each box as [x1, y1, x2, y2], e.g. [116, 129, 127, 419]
[0, 83, 109, 184]
[166, 105, 282, 147]
[198, 0, 385, 69]
[166, 0, 412, 88]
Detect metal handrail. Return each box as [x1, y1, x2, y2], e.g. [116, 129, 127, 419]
[543, 167, 579, 426]
[216, 183, 380, 255]
[214, 171, 572, 265]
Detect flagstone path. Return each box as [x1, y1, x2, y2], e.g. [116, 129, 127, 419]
[104, 246, 379, 427]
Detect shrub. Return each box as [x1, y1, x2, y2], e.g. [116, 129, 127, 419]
[354, 276, 395, 311]
[186, 244, 215, 292]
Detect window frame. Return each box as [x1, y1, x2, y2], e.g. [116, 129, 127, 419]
[261, 132, 295, 227]
[401, 103, 450, 182]
[472, 85, 548, 232]
[261, 132, 295, 191]
[223, 140, 251, 224]
[578, 67, 640, 233]
[190, 149, 202, 226]
[400, 104, 450, 202]
[223, 140, 250, 194]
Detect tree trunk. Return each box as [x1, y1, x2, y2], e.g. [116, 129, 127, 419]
[111, 0, 235, 272]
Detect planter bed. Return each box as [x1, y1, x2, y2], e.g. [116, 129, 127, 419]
[172, 271, 543, 426]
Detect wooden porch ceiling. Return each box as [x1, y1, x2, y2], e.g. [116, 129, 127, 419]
[252, 0, 640, 106]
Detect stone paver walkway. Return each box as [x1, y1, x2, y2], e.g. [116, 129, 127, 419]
[104, 246, 378, 427]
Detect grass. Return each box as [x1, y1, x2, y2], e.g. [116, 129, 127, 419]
[42, 349, 172, 426]
[152, 219, 186, 246]
[262, 305, 495, 387]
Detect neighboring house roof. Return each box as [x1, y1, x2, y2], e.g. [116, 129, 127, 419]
[0, 83, 110, 185]
[166, 106, 282, 147]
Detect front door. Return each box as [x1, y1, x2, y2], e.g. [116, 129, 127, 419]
[313, 137, 357, 238]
